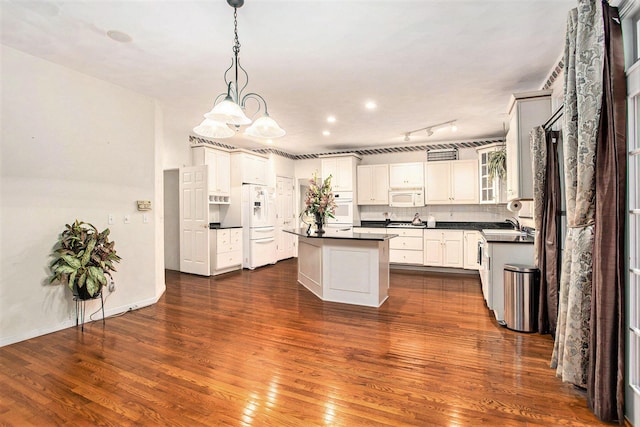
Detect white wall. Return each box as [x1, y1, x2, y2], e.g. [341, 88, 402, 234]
[0, 46, 164, 346]
[163, 169, 180, 271]
[162, 105, 194, 170]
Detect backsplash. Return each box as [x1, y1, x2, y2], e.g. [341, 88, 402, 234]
[359, 204, 513, 223]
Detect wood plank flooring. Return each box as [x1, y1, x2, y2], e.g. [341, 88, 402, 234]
[0, 259, 611, 426]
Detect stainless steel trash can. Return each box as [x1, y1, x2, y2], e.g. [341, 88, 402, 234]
[503, 264, 540, 332]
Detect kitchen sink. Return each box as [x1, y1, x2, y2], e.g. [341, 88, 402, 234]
[387, 222, 426, 228]
[482, 229, 522, 235]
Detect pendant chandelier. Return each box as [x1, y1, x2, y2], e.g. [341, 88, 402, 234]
[194, 0, 285, 139]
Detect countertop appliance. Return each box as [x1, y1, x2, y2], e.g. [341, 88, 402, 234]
[389, 188, 425, 207]
[242, 184, 277, 269]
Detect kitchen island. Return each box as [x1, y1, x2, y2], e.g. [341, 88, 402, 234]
[284, 228, 396, 307]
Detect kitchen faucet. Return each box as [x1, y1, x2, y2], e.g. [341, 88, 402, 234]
[505, 217, 520, 231]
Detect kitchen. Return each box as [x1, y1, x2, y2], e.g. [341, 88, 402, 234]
[175, 127, 537, 317]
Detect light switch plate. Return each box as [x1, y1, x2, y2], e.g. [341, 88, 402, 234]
[124, 215, 131, 224]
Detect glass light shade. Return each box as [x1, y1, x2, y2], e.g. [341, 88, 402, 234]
[244, 114, 286, 139]
[193, 119, 235, 139]
[204, 97, 252, 125]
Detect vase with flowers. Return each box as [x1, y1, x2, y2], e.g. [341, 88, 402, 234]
[302, 173, 336, 234]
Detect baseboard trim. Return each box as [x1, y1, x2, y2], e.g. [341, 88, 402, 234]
[0, 294, 163, 347]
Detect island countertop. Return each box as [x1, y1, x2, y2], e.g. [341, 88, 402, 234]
[284, 228, 396, 241]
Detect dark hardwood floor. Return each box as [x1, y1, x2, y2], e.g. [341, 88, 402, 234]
[0, 259, 610, 426]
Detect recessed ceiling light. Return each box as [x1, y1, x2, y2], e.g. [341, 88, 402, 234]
[327, 115, 336, 123]
[107, 30, 132, 43]
[365, 101, 377, 110]
[267, 139, 273, 144]
[451, 124, 458, 132]
[322, 130, 331, 136]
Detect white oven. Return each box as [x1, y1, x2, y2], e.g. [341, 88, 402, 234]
[389, 188, 425, 207]
[326, 191, 354, 225]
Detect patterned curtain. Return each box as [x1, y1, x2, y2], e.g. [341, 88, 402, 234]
[588, 2, 626, 423]
[550, 2, 626, 423]
[531, 126, 561, 336]
[551, 0, 603, 389]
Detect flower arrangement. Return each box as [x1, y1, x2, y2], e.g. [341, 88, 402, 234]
[303, 173, 337, 223]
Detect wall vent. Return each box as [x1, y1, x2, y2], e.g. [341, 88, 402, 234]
[426, 148, 458, 161]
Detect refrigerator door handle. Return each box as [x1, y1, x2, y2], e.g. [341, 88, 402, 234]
[254, 237, 275, 243]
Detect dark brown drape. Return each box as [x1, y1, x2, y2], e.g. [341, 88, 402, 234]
[537, 130, 562, 336]
[588, 1, 626, 423]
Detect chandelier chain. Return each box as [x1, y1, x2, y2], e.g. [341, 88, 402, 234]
[233, 7, 240, 55]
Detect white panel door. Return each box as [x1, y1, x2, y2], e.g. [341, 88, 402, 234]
[442, 231, 464, 268]
[423, 230, 443, 266]
[463, 231, 481, 270]
[276, 176, 295, 260]
[179, 165, 210, 276]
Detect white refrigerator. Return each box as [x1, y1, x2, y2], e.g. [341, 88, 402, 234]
[242, 184, 277, 269]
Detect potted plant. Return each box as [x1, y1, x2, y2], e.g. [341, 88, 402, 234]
[487, 147, 507, 182]
[302, 173, 336, 234]
[50, 220, 121, 299]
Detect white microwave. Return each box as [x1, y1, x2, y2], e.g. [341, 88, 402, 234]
[389, 188, 425, 207]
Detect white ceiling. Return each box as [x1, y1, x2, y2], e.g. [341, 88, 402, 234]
[0, 0, 574, 155]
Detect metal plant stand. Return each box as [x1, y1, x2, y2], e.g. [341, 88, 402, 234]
[73, 291, 105, 331]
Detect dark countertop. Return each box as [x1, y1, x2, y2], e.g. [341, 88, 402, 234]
[284, 228, 396, 241]
[358, 220, 516, 231]
[209, 223, 242, 229]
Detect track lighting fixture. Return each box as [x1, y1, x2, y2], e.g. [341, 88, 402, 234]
[403, 119, 457, 142]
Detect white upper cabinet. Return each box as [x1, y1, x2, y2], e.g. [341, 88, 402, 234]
[321, 154, 360, 192]
[191, 146, 231, 204]
[238, 153, 268, 185]
[357, 164, 389, 205]
[477, 144, 507, 204]
[389, 162, 424, 188]
[505, 90, 552, 201]
[425, 160, 479, 205]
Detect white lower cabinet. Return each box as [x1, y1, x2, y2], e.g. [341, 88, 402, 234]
[423, 230, 464, 268]
[388, 228, 423, 265]
[463, 231, 481, 270]
[210, 228, 243, 275]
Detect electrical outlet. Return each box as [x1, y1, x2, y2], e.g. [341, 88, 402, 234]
[108, 281, 116, 292]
